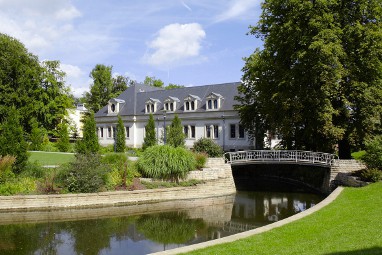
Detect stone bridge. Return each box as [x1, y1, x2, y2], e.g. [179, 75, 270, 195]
[224, 150, 366, 194]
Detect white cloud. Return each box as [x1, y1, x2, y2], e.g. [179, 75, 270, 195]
[55, 6, 81, 20]
[215, 0, 261, 22]
[143, 23, 206, 68]
[60, 64, 87, 97]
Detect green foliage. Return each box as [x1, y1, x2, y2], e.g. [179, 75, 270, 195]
[193, 138, 223, 158]
[28, 118, 45, 151]
[56, 122, 71, 152]
[144, 76, 164, 88]
[60, 154, 110, 193]
[76, 112, 100, 154]
[0, 107, 29, 173]
[167, 114, 185, 148]
[142, 179, 203, 189]
[99, 145, 115, 154]
[0, 177, 36, 195]
[165, 83, 185, 90]
[20, 161, 46, 179]
[362, 135, 382, 170]
[142, 114, 157, 150]
[85, 64, 130, 113]
[239, 0, 382, 158]
[360, 168, 382, 183]
[0, 155, 16, 183]
[351, 151, 366, 160]
[137, 145, 196, 181]
[194, 152, 207, 169]
[115, 115, 126, 152]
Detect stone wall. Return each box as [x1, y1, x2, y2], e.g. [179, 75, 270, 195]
[330, 159, 367, 189]
[0, 158, 236, 212]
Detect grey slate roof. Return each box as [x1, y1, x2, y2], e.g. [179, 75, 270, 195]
[95, 82, 241, 117]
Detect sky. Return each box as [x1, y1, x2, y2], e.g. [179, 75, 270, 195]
[0, 0, 263, 97]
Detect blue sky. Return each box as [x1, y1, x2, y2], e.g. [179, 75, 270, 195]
[0, 0, 263, 96]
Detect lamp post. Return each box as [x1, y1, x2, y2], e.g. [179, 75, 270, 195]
[163, 111, 167, 144]
[222, 114, 225, 152]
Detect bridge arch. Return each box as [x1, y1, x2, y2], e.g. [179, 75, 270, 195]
[225, 150, 337, 194]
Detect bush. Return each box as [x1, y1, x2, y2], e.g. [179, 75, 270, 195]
[20, 161, 46, 179]
[0, 177, 37, 195]
[102, 153, 140, 188]
[99, 145, 115, 154]
[362, 135, 382, 170]
[360, 168, 382, 183]
[56, 123, 71, 152]
[60, 154, 110, 193]
[194, 152, 207, 169]
[137, 145, 196, 182]
[193, 138, 223, 158]
[0, 155, 16, 183]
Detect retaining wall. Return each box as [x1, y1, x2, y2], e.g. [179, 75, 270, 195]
[0, 158, 236, 212]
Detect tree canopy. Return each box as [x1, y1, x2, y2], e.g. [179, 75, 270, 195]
[85, 64, 130, 113]
[76, 112, 100, 154]
[0, 33, 73, 134]
[238, 0, 382, 158]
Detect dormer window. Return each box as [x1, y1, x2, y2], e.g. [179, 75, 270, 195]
[163, 97, 179, 112]
[206, 92, 223, 111]
[145, 98, 160, 113]
[184, 94, 200, 112]
[108, 98, 125, 114]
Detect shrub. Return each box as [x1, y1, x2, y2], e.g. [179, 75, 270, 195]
[0, 155, 16, 183]
[142, 114, 156, 150]
[60, 154, 110, 193]
[360, 168, 382, 183]
[102, 153, 140, 188]
[167, 114, 185, 148]
[137, 145, 196, 182]
[20, 161, 46, 179]
[362, 135, 382, 170]
[193, 138, 223, 158]
[76, 112, 100, 154]
[194, 152, 207, 169]
[99, 145, 115, 154]
[0, 177, 37, 195]
[56, 123, 71, 152]
[116, 115, 126, 152]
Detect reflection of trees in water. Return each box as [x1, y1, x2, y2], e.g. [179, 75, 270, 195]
[0, 223, 63, 255]
[137, 212, 205, 245]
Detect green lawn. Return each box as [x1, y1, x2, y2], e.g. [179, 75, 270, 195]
[28, 151, 75, 166]
[184, 182, 382, 255]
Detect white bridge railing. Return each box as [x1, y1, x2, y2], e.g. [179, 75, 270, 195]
[225, 150, 338, 166]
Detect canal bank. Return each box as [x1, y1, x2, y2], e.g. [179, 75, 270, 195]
[0, 158, 236, 211]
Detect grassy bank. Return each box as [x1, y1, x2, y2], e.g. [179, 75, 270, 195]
[28, 151, 75, 166]
[184, 182, 382, 255]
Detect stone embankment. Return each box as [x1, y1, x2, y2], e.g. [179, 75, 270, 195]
[330, 159, 368, 188]
[0, 158, 236, 212]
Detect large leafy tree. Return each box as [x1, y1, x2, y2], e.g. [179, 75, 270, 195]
[238, 0, 382, 158]
[144, 76, 164, 88]
[0, 34, 73, 134]
[85, 65, 130, 113]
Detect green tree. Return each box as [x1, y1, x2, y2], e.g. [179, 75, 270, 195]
[29, 118, 45, 151]
[165, 83, 184, 90]
[142, 114, 157, 150]
[144, 76, 164, 88]
[167, 114, 185, 148]
[112, 75, 130, 98]
[56, 122, 70, 152]
[238, 0, 382, 158]
[0, 107, 28, 173]
[76, 112, 100, 154]
[115, 115, 126, 152]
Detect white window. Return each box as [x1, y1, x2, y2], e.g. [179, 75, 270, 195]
[125, 126, 130, 138]
[164, 97, 179, 112]
[205, 92, 223, 111]
[99, 127, 104, 138]
[184, 95, 200, 112]
[206, 125, 219, 139]
[145, 98, 160, 113]
[107, 127, 112, 138]
[107, 99, 125, 114]
[238, 124, 245, 139]
[230, 124, 236, 138]
[184, 125, 196, 139]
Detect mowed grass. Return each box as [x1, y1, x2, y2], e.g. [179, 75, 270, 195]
[28, 151, 75, 166]
[184, 182, 382, 255]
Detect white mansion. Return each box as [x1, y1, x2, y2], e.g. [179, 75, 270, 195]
[95, 82, 255, 151]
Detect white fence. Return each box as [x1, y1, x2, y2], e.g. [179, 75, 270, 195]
[225, 150, 338, 166]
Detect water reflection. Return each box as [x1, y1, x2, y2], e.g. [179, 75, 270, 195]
[0, 191, 322, 255]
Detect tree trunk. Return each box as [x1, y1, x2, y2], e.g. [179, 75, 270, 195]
[338, 139, 351, 159]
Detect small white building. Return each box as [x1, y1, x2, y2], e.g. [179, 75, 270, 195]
[67, 104, 88, 138]
[94, 82, 255, 151]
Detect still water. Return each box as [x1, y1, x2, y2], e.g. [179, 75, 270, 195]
[0, 191, 322, 255]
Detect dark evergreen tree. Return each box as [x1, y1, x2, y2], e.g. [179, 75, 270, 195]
[76, 112, 100, 154]
[167, 114, 185, 148]
[142, 114, 156, 150]
[28, 118, 45, 151]
[115, 115, 126, 152]
[0, 107, 28, 173]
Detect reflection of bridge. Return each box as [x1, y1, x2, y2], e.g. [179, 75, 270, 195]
[209, 221, 257, 234]
[225, 150, 338, 167]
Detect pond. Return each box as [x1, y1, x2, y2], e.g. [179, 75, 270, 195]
[0, 190, 323, 255]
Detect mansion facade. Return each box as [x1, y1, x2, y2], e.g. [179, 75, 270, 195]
[94, 82, 254, 151]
